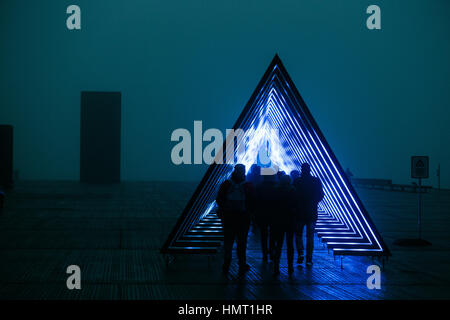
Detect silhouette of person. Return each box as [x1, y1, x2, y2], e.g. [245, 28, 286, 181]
[276, 170, 286, 181]
[290, 170, 300, 182]
[216, 164, 252, 274]
[247, 164, 262, 186]
[293, 163, 324, 266]
[271, 174, 297, 275]
[254, 173, 277, 262]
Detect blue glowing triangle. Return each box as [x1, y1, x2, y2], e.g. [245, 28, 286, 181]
[162, 54, 390, 257]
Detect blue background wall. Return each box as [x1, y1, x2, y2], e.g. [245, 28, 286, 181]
[1, 0, 449, 187]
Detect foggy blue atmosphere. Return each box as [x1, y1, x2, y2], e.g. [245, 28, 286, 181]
[1, 0, 449, 187]
[2, 0, 450, 303]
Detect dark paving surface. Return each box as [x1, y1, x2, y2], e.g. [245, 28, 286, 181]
[0, 181, 450, 300]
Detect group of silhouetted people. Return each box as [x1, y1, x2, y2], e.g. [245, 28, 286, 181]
[216, 163, 324, 276]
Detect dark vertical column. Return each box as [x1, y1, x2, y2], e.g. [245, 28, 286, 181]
[80, 92, 121, 183]
[0, 125, 13, 188]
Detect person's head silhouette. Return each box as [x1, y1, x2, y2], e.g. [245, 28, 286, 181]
[249, 164, 261, 177]
[290, 170, 300, 180]
[232, 164, 246, 183]
[301, 163, 311, 177]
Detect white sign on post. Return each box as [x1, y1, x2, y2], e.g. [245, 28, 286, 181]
[411, 156, 429, 179]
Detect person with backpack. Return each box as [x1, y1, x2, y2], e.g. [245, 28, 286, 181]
[293, 163, 324, 267]
[216, 164, 253, 275]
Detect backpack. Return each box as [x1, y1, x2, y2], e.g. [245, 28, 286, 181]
[224, 180, 246, 213]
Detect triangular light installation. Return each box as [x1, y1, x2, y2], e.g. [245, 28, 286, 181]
[162, 55, 391, 258]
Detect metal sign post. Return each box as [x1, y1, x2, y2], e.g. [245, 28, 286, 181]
[418, 177, 422, 239]
[394, 156, 432, 246]
[411, 156, 428, 240]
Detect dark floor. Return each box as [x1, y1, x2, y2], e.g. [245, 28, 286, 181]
[0, 181, 450, 300]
